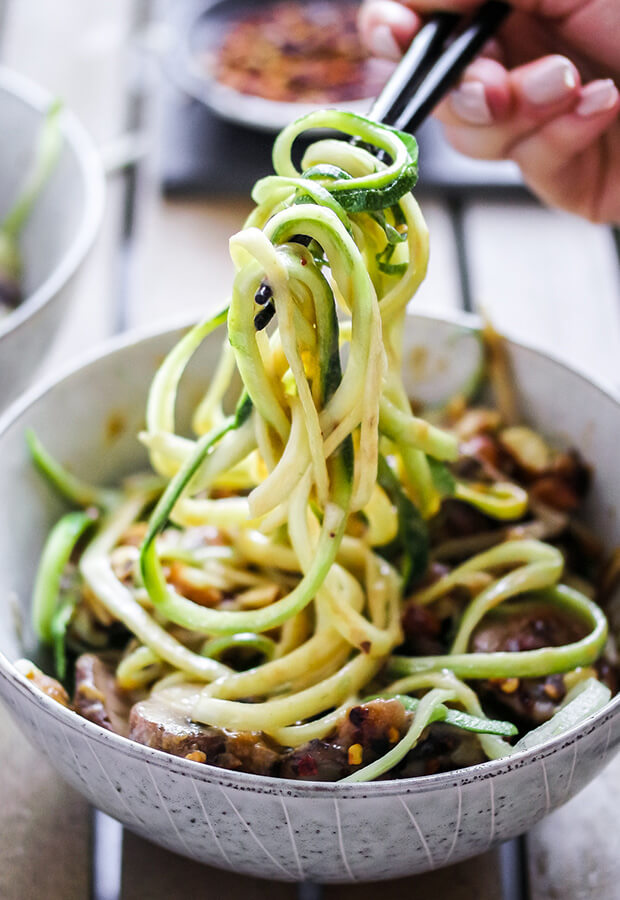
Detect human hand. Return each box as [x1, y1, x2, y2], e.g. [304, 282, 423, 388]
[359, 0, 620, 223]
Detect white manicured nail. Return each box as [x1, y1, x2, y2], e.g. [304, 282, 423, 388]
[368, 24, 402, 61]
[521, 56, 577, 105]
[576, 80, 619, 117]
[450, 82, 493, 125]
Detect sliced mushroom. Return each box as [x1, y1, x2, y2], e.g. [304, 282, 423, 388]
[499, 426, 552, 474]
[74, 653, 134, 737]
[129, 682, 280, 774]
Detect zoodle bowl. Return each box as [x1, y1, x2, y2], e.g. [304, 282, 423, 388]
[0, 312, 618, 882]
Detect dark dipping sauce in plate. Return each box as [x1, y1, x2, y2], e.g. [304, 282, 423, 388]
[211, 1, 394, 104]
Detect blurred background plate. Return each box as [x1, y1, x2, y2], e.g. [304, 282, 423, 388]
[165, 0, 387, 132]
[158, 0, 524, 196]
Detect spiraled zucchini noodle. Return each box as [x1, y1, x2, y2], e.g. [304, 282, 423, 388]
[28, 111, 613, 783]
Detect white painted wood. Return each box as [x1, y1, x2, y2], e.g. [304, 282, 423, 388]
[0, 714, 91, 900]
[128, 191, 253, 326]
[324, 851, 502, 899]
[528, 755, 620, 900]
[463, 200, 620, 391]
[413, 198, 462, 313]
[122, 831, 299, 899]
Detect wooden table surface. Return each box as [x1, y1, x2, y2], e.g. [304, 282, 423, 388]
[1, 2, 619, 899]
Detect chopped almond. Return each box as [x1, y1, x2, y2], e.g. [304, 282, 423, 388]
[235, 584, 280, 608]
[454, 408, 501, 440]
[168, 562, 223, 607]
[499, 426, 551, 474]
[185, 750, 207, 763]
[497, 677, 520, 694]
[109, 545, 139, 583]
[119, 522, 148, 547]
[543, 680, 563, 701]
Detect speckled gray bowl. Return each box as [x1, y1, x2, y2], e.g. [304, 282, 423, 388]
[0, 67, 104, 407]
[0, 312, 618, 882]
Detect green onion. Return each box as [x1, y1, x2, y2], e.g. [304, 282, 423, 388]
[50, 593, 78, 678]
[376, 454, 429, 590]
[26, 429, 118, 510]
[0, 100, 63, 308]
[32, 510, 96, 644]
[428, 458, 457, 498]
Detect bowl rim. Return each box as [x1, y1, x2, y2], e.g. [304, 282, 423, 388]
[0, 308, 618, 798]
[0, 65, 105, 342]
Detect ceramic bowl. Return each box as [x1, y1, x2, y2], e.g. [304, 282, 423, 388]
[0, 312, 618, 883]
[0, 67, 104, 408]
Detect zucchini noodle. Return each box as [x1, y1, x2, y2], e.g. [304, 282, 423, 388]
[28, 110, 615, 782]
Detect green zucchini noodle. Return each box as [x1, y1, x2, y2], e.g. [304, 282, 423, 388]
[28, 110, 615, 783]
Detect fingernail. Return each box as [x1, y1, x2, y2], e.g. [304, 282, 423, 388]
[368, 23, 402, 61]
[521, 56, 577, 105]
[450, 81, 493, 125]
[576, 79, 619, 116]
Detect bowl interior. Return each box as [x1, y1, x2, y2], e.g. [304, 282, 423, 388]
[0, 312, 619, 674]
[0, 69, 100, 329]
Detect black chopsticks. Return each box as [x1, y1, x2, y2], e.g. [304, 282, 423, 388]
[371, 1, 511, 132]
[369, 12, 460, 128]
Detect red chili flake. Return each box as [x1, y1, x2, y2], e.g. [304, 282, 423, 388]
[301, 258, 307, 265]
[296, 755, 319, 777]
[360, 641, 371, 654]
